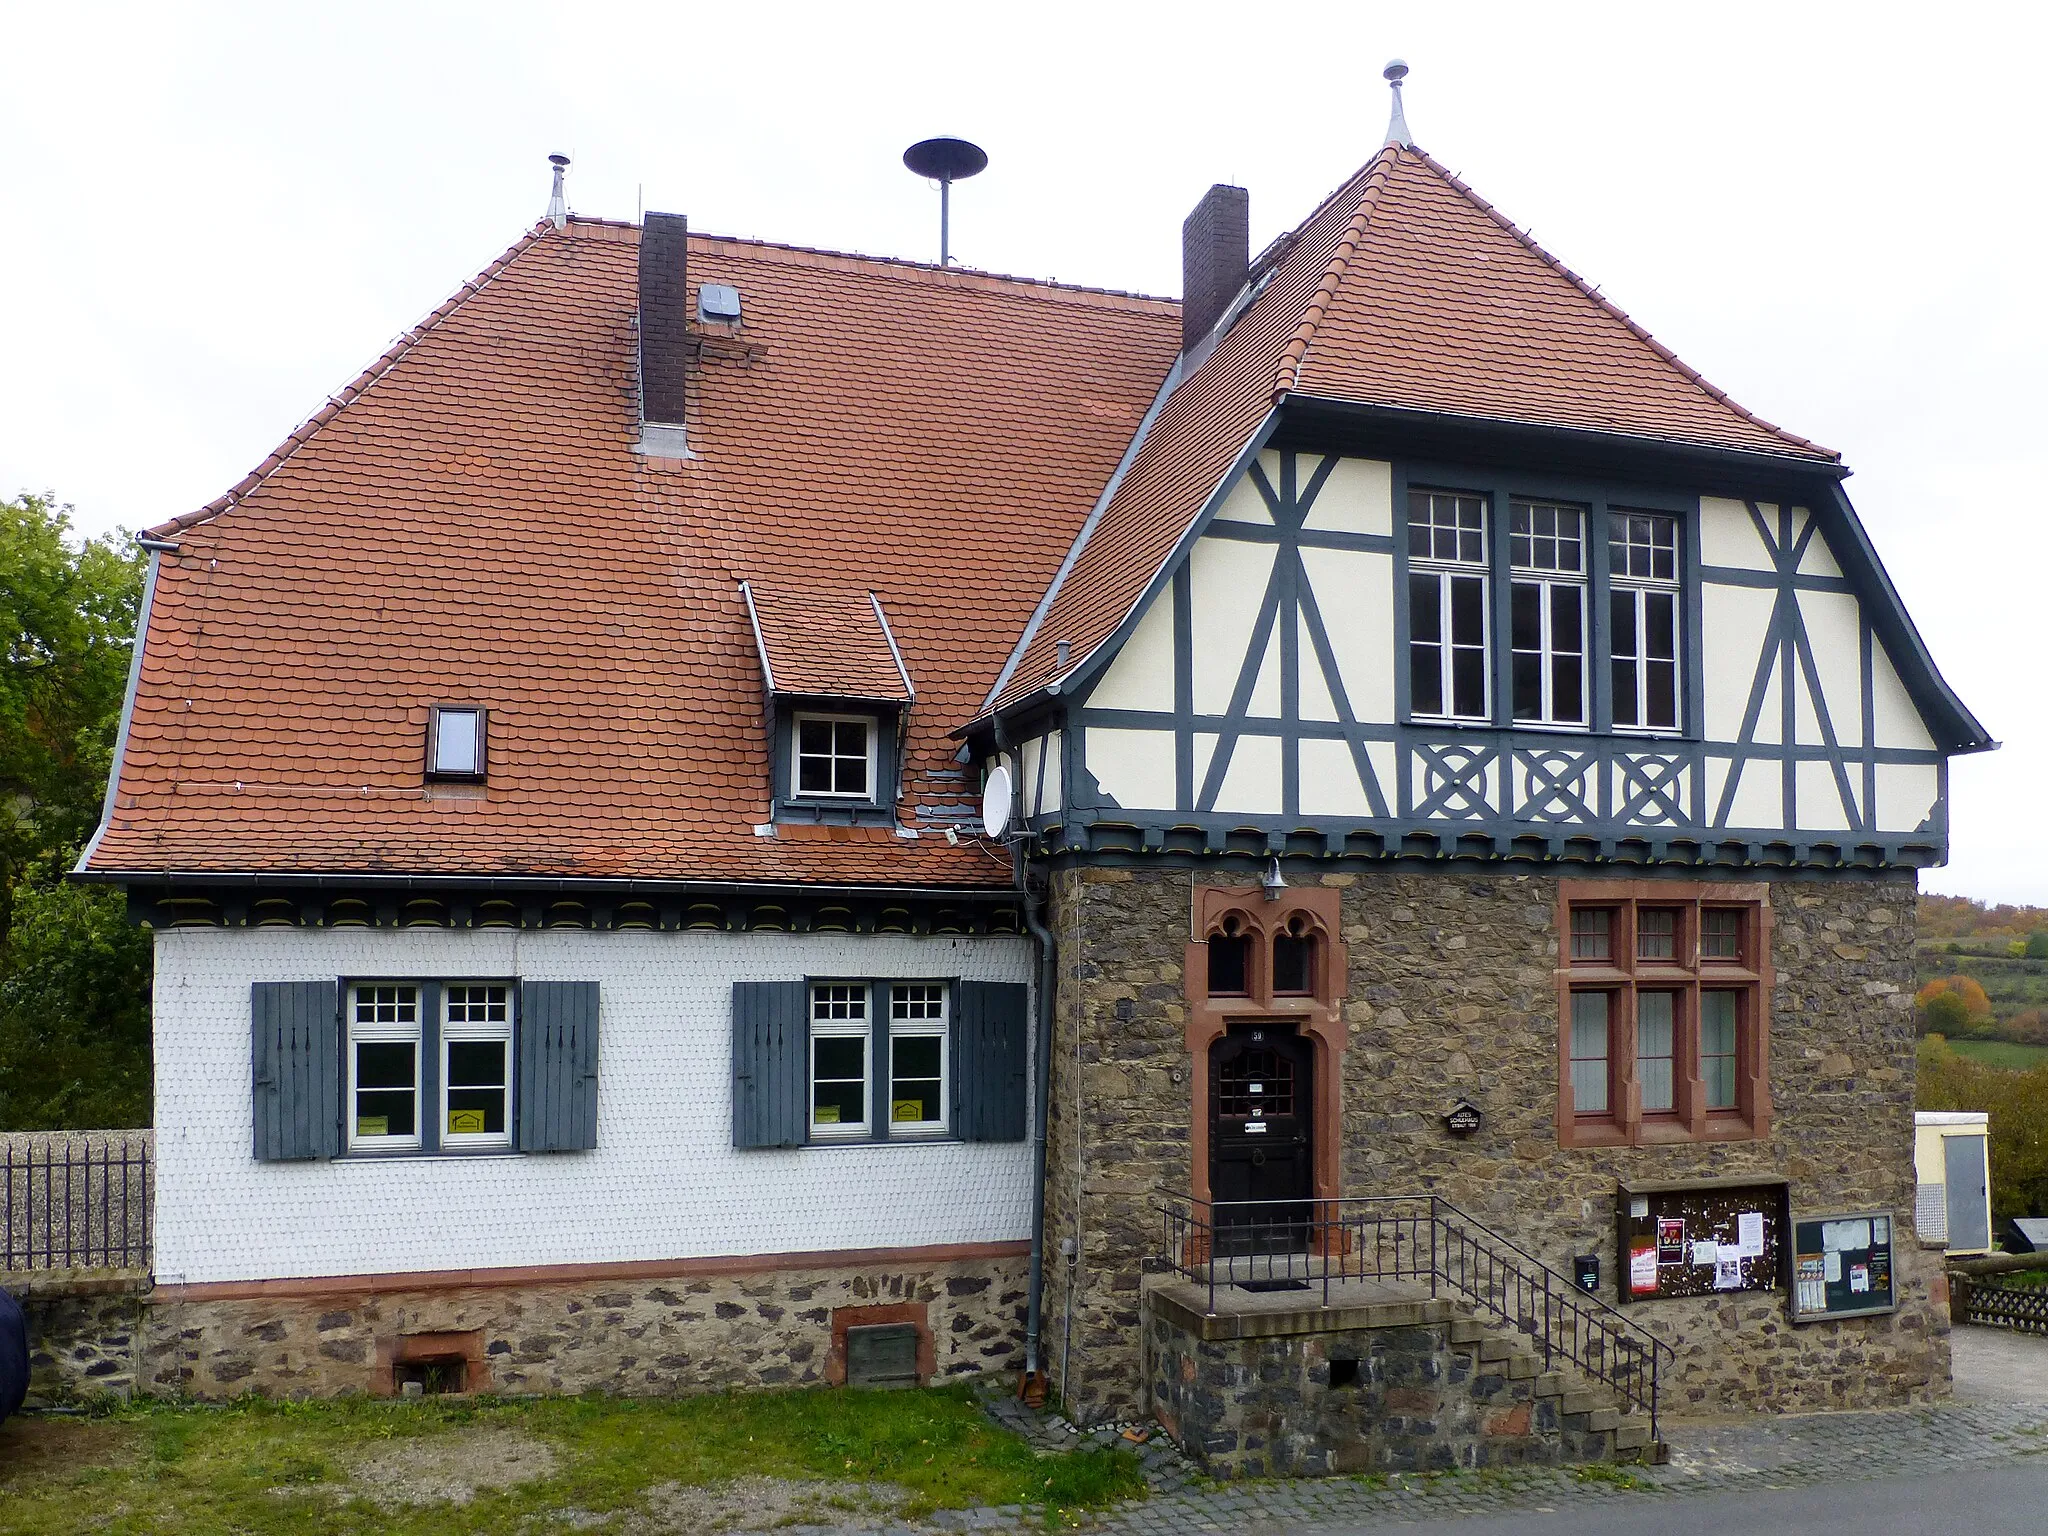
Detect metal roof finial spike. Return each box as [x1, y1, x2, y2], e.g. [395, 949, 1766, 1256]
[1383, 59, 1414, 148]
[546, 153, 571, 230]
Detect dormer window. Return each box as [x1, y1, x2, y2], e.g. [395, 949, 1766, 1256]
[427, 707, 486, 781]
[793, 713, 876, 799]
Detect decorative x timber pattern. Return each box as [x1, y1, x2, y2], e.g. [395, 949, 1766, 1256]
[1616, 751, 1688, 826]
[1192, 454, 1391, 819]
[1711, 502, 1863, 834]
[1411, 742, 1495, 820]
[1514, 747, 1596, 822]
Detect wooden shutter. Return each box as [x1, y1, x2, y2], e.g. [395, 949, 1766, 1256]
[953, 981, 1029, 1143]
[250, 981, 340, 1161]
[516, 981, 600, 1152]
[732, 981, 808, 1148]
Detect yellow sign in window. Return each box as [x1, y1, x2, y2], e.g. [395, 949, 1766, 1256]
[447, 1109, 487, 1135]
[356, 1116, 389, 1137]
[893, 1099, 926, 1123]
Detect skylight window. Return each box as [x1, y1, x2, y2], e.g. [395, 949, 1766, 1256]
[427, 707, 487, 780]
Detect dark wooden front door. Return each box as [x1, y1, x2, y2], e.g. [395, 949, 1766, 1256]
[1208, 1024, 1314, 1252]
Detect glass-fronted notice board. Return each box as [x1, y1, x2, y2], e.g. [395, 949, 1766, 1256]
[1789, 1210, 1898, 1321]
[1615, 1178, 1788, 1303]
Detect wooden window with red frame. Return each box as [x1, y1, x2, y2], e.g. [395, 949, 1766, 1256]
[1555, 882, 1770, 1148]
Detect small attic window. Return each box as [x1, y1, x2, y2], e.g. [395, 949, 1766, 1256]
[427, 707, 486, 781]
[698, 284, 741, 324]
[793, 712, 874, 799]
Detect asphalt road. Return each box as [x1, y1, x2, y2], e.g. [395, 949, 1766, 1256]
[1325, 1461, 2048, 1535]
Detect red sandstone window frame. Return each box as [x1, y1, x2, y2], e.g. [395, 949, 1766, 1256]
[1555, 881, 1771, 1149]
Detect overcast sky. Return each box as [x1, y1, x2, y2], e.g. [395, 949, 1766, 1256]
[5, 2, 2042, 902]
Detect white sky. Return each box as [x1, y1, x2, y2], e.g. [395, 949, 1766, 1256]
[5, 1, 2043, 902]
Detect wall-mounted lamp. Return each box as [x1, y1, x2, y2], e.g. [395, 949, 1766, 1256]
[1261, 857, 1287, 901]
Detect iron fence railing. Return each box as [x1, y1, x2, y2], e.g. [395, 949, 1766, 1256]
[1952, 1273, 2048, 1335]
[1, 1132, 153, 1272]
[1156, 1193, 1672, 1442]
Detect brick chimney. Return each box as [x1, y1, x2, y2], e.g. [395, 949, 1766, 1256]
[637, 211, 691, 456]
[1181, 184, 1249, 353]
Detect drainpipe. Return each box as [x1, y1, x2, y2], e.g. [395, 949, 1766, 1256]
[995, 720, 1057, 1401]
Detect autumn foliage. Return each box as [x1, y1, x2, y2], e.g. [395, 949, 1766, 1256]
[1915, 974, 1995, 1037]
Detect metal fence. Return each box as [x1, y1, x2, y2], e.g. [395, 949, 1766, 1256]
[1952, 1273, 2048, 1335]
[1, 1131, 153, 1272]
[1156, 1193, 1673, 1443]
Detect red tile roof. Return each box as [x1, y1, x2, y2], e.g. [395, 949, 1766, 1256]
[84, 220, 1179, 885]
[743, 584, 911, 702]
[985, 145, 1835, 714]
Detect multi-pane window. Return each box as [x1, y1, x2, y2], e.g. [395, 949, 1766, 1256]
[349, 985, 421, 1150]
[888, 984, 949, 1134]
[1509, 501, 1586, 726]
[1610, 512, 1680, 732]
[809, 984, 870, 1138]
[793, 714, 874, 798]
[443, 984, 512, 1148]
[1570, 992, 1613, 1115]
[1559, 887, 1768, 1145]
[1407, 490, 1489, 721]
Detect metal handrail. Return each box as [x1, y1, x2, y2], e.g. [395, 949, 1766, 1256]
[1153, 1192, 1671, 1442]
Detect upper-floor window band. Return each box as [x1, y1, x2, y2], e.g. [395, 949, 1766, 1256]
[1609, 511, 1680, 733]
[1509, 500, 1587, 727]
[1407, 490, 1489, 722]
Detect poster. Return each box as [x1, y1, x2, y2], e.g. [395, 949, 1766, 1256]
[1657, 1218, 1685, 1265]
[1850, 1265, 1870, 1293]
[1630, 1243, 1659, 1295]
[1714, 1253, 1744, 1290]
[1824, 1251, 1842, 1283]
[1737, 1211, 1765, 1258]
[1796, 1256, 1827, 1314]
[1692, 1239, 1717, 1267]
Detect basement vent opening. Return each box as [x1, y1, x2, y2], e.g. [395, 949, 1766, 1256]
[1235, 1278, 1311, 1294]
[845, 1323, 920, 1389]
[393, 1355, 468, 1396]
[1329, 1357, 1360, 1389]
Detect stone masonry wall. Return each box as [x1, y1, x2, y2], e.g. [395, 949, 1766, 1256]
[12, 1254, 1026, 1403]
[1044, 864, 1946, 1422]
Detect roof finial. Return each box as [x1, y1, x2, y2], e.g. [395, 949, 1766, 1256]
[1383, 60, 1413, 148]
[546, 153, 570, 230]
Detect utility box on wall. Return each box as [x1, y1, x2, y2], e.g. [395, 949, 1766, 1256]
[1914, 1112, 1992, 1256]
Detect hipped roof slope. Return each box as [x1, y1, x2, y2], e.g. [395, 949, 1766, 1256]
[84, 220, 1181, 884]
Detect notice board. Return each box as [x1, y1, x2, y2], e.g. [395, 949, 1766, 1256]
[1615, 1178, 1787, 1303]
[1789, 1211, 1897, 1322]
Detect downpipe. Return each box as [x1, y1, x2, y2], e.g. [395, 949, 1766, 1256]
[1015, 834, 1057, 1405]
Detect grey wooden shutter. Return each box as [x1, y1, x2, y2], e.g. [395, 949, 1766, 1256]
[732, 981, 808, 1148]
[250, 980, 340, 1161]
[953, 981, 1029, 1143]
[517, 981, 600, 1152]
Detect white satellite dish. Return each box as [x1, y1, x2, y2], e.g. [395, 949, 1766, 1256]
[981, 764, 1015, 839]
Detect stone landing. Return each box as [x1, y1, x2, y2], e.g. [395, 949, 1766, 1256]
[1144, 1277, 1655, 1478]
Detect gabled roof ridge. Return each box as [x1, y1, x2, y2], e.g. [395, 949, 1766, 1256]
[147, 221, 561, 540]
[1402, 146, 1838, 463]
[686, 231, 1180, 311]
[1272, 147, 1402, 402]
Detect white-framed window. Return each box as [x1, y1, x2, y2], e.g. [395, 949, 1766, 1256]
[427, 706, 486, 779]
[1609, 511, 1680, 733]
[793, 713, 876, 799]
[442, 984, 513, 1148]
[348, 985, 422, 1150]
[1509, 500, 1587, 727]
[888, 983, 949, 1135]
[1407, 489, 1489, 721]
[809, 983, 870, 1138]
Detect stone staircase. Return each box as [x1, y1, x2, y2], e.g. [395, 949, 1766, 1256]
[1449, 1313, 1664, 1464]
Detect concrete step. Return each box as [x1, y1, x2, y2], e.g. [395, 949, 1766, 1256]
[1505, 1352, 1538, 1380]
[1565, 1406, 1620, 1433]
[1613, 1419, 1652, 1451]
[1478, 1336, 1521, 1362]
[1560, 1388, 1609, 1415]
[1532, 1371, 1568, 1397]
[1448, 1318, 1489, 1344]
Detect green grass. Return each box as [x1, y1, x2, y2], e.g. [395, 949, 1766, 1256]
[1939, 1039, 2048, 1071]
[0, 1385, 1146, 1535]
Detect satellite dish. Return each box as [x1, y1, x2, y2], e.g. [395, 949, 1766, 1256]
[981, 764, 1014, 840]
[903, 137, 988, 266]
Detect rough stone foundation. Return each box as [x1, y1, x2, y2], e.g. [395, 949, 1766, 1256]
[11, 1251, 1027, 1405]
[1043, 864, 1948, 1422]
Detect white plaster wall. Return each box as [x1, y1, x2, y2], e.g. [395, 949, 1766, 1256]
[1301, 548, 1395, 721]
[1087, 593, 1174, 712]
[1301, 456, 1392, 536]
[1214, 735, 1282, 814]
[1189, 539, 1275, 715]
[1300, 738, 1373, 817]
[1700, 582, 1776, 741]
[1085, 726, 1176, 810]
[1213, 466, 1272, 524]
[1699, 497, 1775, 570]
[1800, 591, 1864, 748]
[152, 926, 1034, 1286]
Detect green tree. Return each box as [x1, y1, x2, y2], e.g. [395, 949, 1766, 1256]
[0, 492, 152, 1129]
[2027, 931, 2048, 959]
